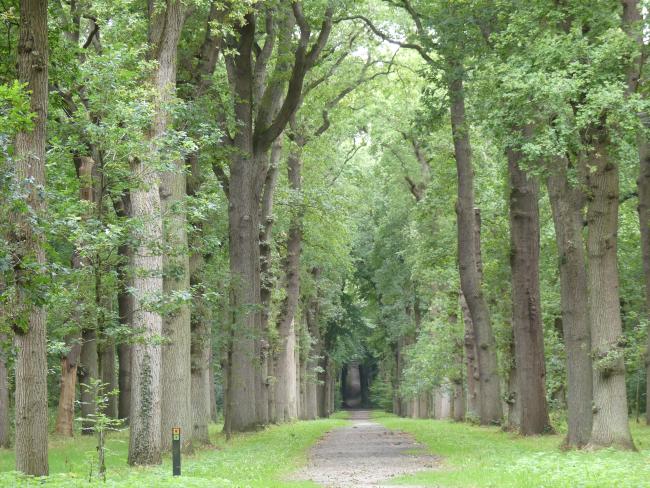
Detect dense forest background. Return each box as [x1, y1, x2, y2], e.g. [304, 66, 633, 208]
[2, 0, 650, 478]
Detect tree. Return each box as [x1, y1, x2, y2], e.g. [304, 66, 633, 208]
[11, 0, 49, 475]
[220, 2, 332, 433]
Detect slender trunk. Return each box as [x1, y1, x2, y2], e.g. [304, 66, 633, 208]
[190, 252, 212, 445]
[79, 328, 99, 434]
[547, 160, 593, 448]
[259, 139, 282, 425]
[585, 135, 635, 450]
[54, 340, 81, 436]
[460, 292, 480, 417]
[449, 70, 502, 425]
[507, 142, 551, 435]
[641, 139, 650, 426]
[13, 0, 49, 475]
[116, 194, 134, 423]
[274, 148, 303, 421]
[0, 336, 10, 447]
[99, 339, 118, 418]
[305, 270, 321, 420]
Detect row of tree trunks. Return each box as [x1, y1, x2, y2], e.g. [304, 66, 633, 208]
[448, 68, 502, 425]
[128, 0, 186, 465]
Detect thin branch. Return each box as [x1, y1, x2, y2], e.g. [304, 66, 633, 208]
[337, 14, 434, 64]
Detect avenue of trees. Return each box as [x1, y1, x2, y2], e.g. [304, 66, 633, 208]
[1, 0, 650, 477]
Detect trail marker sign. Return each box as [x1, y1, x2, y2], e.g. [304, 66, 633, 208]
[172, 427, 181, 476]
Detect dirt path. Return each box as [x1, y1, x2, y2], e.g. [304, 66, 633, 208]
[293, 410, 439, 487]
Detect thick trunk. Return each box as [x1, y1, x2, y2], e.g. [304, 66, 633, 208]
[127, 161, 164, 465]
[585, 137, 635, 450]
[155, 2, 192, 453]
[507, 143, 551, 435]
[190, 253, 212, 445]
[226, 150, 263, 432]
[460, 292, 480, 417]
[449, 72, 502, 425]
[547, 161, 593, 447]
[13, 0, 49, 475]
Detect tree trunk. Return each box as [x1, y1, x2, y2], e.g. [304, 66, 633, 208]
[0, 336, 10, 447]
[127, 159, 164, 464]
[115, 193, 134, 423]
[305, 269, 321, 420]
[449, 70, 502, 425]
[641, 138, 650, 426]
[151, 1, 192, 453]
[273, 148, 303, 422]
[585, 136, 635, 450]
[460, 292, 480, 418]
[226, 147, 264, 431]
[547, 160, 593, 447]
[190, 252, 212, 445]
[507, 142, 551, 435]
[99, 339, 118, 418]
[12, 0, 49, 475]
[79, 328, 99, 434]
[259, 139, 282, 425]
[54, 339, 81, 436]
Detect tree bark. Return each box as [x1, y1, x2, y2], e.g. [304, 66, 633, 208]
[274, 148, 304, 422]
[190, 251, 212, 445]
[641, 137, 650, 426]
[259, 139, 282, 424]
[99, 339, 118, 418]
[585, 135, 635, 450]
[507, 142, 551, 435]
[449, 70, 502, 425]
[460, 292, 480, 418]
[148, 0, 192, 453]
[0, 336, 10, 447]
[547, 159, 593, 448]
[304, 269, 321, 420]
[12, 0, 49, 475]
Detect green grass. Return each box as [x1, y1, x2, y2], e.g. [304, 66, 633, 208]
[372, 411, 650, 488]
[0, 417, 347, 487]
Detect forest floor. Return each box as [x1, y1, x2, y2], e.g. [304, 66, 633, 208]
[292, 410, 438, 487]
[0, 412, 349, 487]
[1, 411, 650, 487]
[373, 411, 650, 488]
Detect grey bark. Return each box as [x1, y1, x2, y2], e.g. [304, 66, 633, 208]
[460, 292, 480, 418]
[507, 141, 551, 435]
[449, 70, 502, 425]
[12, 0, 49, 475]
[547, 159, 593, 448]
[585, 135, 635, 450]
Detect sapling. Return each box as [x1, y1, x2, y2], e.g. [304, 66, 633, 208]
[77, 379, 123, 482]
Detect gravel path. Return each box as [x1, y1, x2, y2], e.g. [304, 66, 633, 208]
[292, 410, 439, 487]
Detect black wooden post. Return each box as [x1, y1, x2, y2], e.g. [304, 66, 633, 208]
[172, 427, 181, 476]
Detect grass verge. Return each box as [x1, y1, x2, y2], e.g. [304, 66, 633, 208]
[372, 411, 650, 488]
[0, 417, 347, 487]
